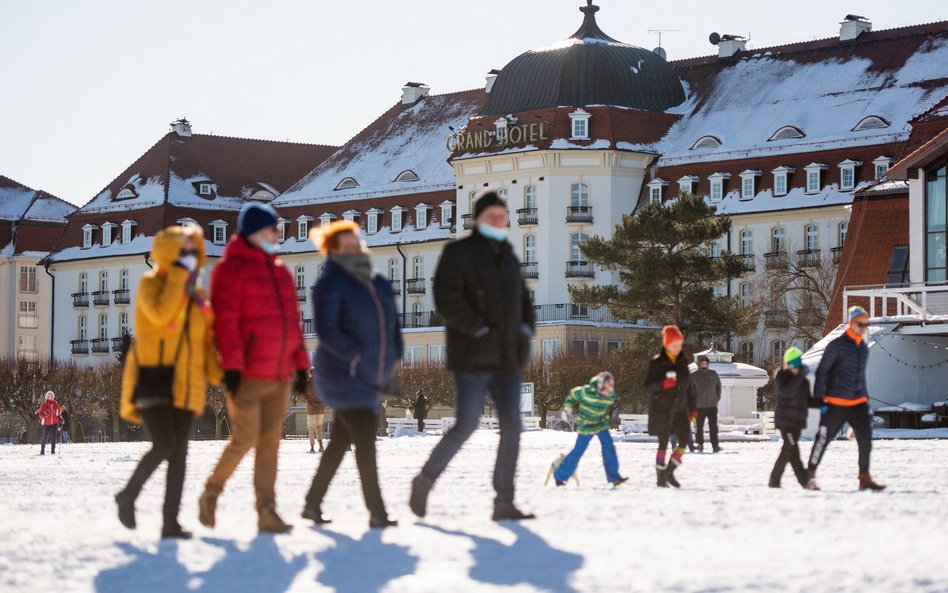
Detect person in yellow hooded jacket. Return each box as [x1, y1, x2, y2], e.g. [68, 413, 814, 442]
[115, 225, 222, 539]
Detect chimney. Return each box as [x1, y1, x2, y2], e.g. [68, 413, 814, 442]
[485, 69, 501, 93]
[401, 82, 430, 106]
[717, 34, 747, 59]
[170, 117, 192, 138]
[839, 14, 871, 42]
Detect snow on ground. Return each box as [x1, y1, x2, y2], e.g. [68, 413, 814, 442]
[2, 430, 947, 593]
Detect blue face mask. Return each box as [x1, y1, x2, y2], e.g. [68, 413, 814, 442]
[477, 223, 508, 242]
[259, 240, 279, 256]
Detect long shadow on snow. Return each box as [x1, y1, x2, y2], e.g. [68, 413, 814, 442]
[313, 527, 418, 593]
[421, 522, 583, 593]
[94, 536, 306, 593]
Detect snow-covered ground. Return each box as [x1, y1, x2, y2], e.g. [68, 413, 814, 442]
[2, 430, 947, 593]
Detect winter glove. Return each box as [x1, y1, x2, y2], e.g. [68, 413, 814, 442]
[661, 377, 677, 390]
[223, 370, 242, 396]
[292, 370, 309, 396]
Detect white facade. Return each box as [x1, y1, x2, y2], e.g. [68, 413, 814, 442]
[0, 255, 53, 360]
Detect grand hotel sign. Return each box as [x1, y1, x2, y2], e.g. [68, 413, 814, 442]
[445, 122, 549, 152]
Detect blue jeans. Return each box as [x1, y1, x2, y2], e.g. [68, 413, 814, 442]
[554, 430, 622, 483]
[420, 372, 522, 506]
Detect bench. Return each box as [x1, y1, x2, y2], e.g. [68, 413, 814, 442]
[619, 414, 649, 434]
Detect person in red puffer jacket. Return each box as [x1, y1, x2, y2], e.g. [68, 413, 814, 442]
[37, 391, 61, 455]
[199, 202, 310, 534]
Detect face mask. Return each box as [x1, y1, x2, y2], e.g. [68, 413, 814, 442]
[177, 254, 198, 272]
[258, 240, 279, 256]
[477, 223, 508, 242]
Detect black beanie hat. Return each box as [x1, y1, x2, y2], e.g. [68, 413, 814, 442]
[473, 191, 507, 221]
[238, 202, 279, 237]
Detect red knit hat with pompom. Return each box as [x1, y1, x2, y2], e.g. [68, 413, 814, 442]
[662, 325, 684, 347]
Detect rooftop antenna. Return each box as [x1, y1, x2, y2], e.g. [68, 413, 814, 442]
[648, 29, 680, 59]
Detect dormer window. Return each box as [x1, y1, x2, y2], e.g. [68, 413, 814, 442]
[319, 212, 336, 227]
[210, 220, 228, 245]
[334, 177, 359, 191]
[114, 187, 137, 200]
[677, 175, 700, 196]
[366, 209, 382, 234]
[691, 136, 722, 150]
[873, 156, 893, 180]
[342, 210, 359, 223]
[494, 118, 509, 142]
[101, 222, 117, 246]
[394, 170, 420, 183]
[250, 190, 275, 202]
[771, 166, 795, 197]
[440, 201, 453, 228]
[199, 183, 213, 196]
[707, 172, 731, 201]
[646, 179, 669, 204]
[804, 163, 828, 194]
[276, 218, 288, 243]
[121, 220, 137, 244]
[415, 203, 431, 229]
[177, 217, 198, 229]
[739, 170, 762, 199]
[297, 215, 314, 240]
[768, 126, 805, 141]
[82, 224, 98, 248]
[390, 207, 405, 233]
[837, 159, 863, 191]
[569, 108, 591, 140]
[853, 116, 889, 131]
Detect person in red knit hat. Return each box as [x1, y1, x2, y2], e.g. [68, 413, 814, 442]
[644, 325, 696, 487]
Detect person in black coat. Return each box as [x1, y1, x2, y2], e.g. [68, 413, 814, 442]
[413, 391, 429, 432]
[770, 347, 821, 488]
[411, 191, 536, 522]
[644, 325, 695, 488]
[806, 306, 885, 491]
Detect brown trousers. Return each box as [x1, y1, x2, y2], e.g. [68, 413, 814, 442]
[206, 379, 290, 507]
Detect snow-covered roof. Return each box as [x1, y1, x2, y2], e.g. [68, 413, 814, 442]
[275, 90, 484, 207]
[0, 177, 39, 221]
[708, 183, 860, 216]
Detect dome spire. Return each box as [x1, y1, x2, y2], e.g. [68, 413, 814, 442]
[570, 1, 618, 42]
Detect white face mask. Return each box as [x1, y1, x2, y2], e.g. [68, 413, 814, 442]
[258, 240, 279, 256]
[477, 222, 508, 242]
[177, 254, 198, 272]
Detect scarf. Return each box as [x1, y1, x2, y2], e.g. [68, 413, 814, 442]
[333, 253, 375, 289]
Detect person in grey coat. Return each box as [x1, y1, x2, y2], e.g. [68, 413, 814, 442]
[691, 355, 722, 453]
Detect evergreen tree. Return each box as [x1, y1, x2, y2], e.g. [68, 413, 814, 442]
[570, 193, 756, 340]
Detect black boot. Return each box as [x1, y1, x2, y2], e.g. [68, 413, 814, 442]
[492, 503, 536, 521]
[301, 502, 332, 525]
[664, 461, 681, 488]
[656, 468, 668, 488]
[115, 491, 136, 529]
[409, 474, 434, 518]
[161, 524, 193, 539]
[369, 514, 398, 529]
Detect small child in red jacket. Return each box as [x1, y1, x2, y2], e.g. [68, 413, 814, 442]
[37, 391, 61, 455]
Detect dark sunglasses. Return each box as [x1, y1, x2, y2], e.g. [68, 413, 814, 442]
[180, 249, 199, 257]
[853, 321, 869, 329]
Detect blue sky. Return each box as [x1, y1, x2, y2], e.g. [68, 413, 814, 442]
[1, 0, 943, 205]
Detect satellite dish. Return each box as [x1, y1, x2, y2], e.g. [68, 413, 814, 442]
[652, 46, 667, 59]
[709, 32, 721, 45]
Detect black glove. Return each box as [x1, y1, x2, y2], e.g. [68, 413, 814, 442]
[223, 370, 242, 395]
[293, 369, 309, 396]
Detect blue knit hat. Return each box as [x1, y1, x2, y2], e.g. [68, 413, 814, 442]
[238, 202, 279, 237]
[848, 305, 869, 323]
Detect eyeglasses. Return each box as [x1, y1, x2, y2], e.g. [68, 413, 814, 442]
[853, 321, 869, 329]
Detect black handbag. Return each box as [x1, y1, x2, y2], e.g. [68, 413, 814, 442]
[131, 306, 190, 410]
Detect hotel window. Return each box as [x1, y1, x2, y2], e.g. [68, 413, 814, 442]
[428, 344, 447, 363]
[394, 170, 420, 183]
[737, 341, 754, 363]
[101, 223, 114, 246]
[770, 340, 786, 363]
[838, 221, 848, 247]
[524, 185, 536, 210]
[19, 266, 37, 293]
[403, 344, 424, 365]
[99, 270, 109, 292]
[440, 202, 453, 228]
[886, 246, 910, 285]
[541, 339, 561, 360]
[926, 163, 947, 281]
[740, 229, 753, 255]
[334, 177, 358, 191]
[710, 240, 721, 258]
[295, 266, 306, 290]
[297, 217, 311, 240]
[412, 256, 424, 279]
[342, 210, 357, 223]
[98, 313, 108, 340]
[319, 213, 334, 227]
[391, 208, 403, 232]
[388, 258, 400, 280]
[524, 234, 537, 263]
[82, 225, 96, 248]
[119, 268, 129, 291]
[805, 171, 820, 193]
[739, 171, 760, 199]
[570, 183, 589, 208]
[17, 335, 37, 359]
[804, 224, 818, 251]
[708, 173, 730, 201]
[199, 183, 213, 196]
[691, 136, 721, 150]
[121, 220, 135, 243]
[771, 227, 786, 253]
[569, 108, 591, 140]
[211, 221, 227, 245]
[119, 311, 129, 336]
[78, 315, 88, 341]
[18, 301, 38, 328]
[366, 210, 380, 234]
[775, 173, 787, 196]
[647, 179, 667, 204]
[79, 272, 88, 294]
[873, 156, 892, 180]
[678, 177, 696, 196]
[739, 282, 752, 307]
[570, 232, 589, 262]
[838, 160, 861, 191]
[415, 205, 429, 229]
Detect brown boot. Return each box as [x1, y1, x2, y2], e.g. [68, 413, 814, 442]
[258, 503, 293, 533]
[804, 469, 820, 491]
[198, 485, 222, 528]
[858, 472, 886, 491]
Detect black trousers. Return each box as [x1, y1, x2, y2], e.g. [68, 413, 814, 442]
[808, 403, 873, 474]
[695, 408, 719, 448]
[306, 409, 386, 516]
[120, 407, 194, 527]
[417, 418, 426, 432]
[40, 425, 58, 454]
[770, 428, 807, 486]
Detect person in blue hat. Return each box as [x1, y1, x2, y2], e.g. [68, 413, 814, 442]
[769, 347, 821, 488]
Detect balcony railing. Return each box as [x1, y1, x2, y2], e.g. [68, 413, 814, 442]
[406, 278, 426, 294]
[565, 260, 594, 278]
[302, 319, 315, 335]
[566, 206, 593, 223]
[521, 262, 539, 279]
[461, 214, 473, 230]
[532, 304, 650, 326]
[798, 307, 824, 327]
[831, 246, 844, 264]
[91, 338, 110, 354]
[764, 251, 788, 271]
[740, 253, 756, 272]
[72, 292, 89, 308]
[764, 310, 790, 329]
[70, 339, 89, 355]
[112, 289, 130, 305]
[92, 290, 110, 306]
[297, 287, 307, 302]
[400, 311, 445, 329]
[390, 279, 401, 295]
[517, 208, 538, 225]
[796, 249, 822, 268]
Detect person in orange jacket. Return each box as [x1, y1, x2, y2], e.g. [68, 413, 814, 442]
[115, 225, 222, 539]
[37, 391, 61, 455]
